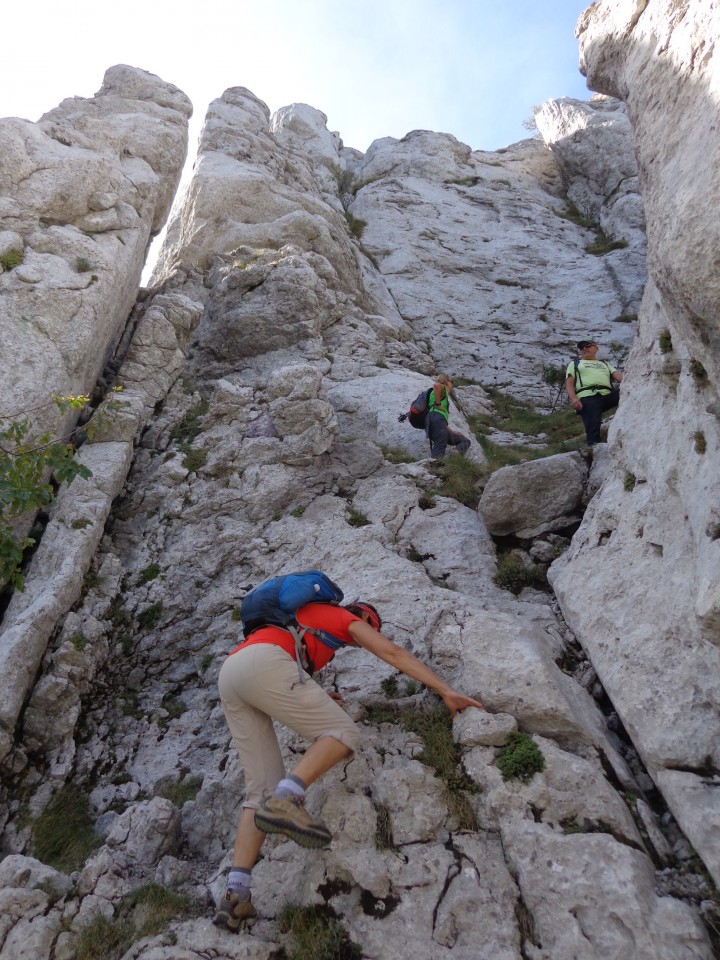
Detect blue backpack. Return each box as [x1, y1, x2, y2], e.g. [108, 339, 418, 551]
[240, 571, 345, 679]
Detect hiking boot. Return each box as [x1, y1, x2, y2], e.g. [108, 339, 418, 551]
[213, 890, 257, 933]
[254, 794, 332, 848]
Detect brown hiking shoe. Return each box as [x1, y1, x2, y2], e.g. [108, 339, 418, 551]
[213, 890, 257, 933]
[254, 794, 332, 848]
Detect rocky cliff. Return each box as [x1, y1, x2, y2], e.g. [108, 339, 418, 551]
[0, 3, 718, 958]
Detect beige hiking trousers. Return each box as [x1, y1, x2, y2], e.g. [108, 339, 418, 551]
[218, 643, 360, 808]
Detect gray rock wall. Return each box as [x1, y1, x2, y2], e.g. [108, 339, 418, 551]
[549, 0, 720, 887]
[0, 27, 717, 960]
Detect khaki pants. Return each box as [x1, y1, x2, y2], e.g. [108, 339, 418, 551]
[218, 643, 360, 808]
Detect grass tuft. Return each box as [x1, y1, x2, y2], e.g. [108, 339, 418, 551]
[495, 732, 545, 783]
[659, 329, 673, 353]
[31, 784, 101, 872]
[364, 704, 479, 829]
[155, 775, 203, 807]
[346, 506, 370, 527]
[380, 444, 417, 464]
[430, 457, 484, 507]
[277, 904, 362, 960]
[0, 249, 23, 271]
[494, 553, 547, 595]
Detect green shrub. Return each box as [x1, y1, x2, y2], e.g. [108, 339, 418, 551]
[624, 471, 636, 491]
[659, 329, 673, 353]
[138, 562, 160, 584]
[70, 633, 87, 651]
[181, 448, 207, 473]
[0, 249, 23, 271]
[690, 359, 708, 382]
[137, 602, 163, 630]
[494, 554, 547, 595]
[380, 675, 399, 697]
[31, 784, 101, 872]
[277, 904, 362, 960]
[496, 732, 545, 783]
[291, 506, 306, 517]
[694, 431, 707, 454]
[418, 492, 437, 510]
[169, 400, 208, 446]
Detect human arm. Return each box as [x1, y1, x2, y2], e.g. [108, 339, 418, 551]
[347, 619, 484, 716]
[612, 370, 623, 383]
[566, 375, 583, 411]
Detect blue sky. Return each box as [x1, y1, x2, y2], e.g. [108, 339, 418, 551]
[3, 0, 591, 155]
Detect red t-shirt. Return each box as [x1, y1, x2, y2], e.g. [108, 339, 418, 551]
[230, 603, 360, 673]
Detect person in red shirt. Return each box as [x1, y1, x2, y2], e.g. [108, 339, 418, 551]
[213, 599, 483, 932]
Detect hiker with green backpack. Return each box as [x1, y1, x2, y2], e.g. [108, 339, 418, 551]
[399, 373, 471, 461]
[213, 571, 483, 933]
[566, 339, 623, 446]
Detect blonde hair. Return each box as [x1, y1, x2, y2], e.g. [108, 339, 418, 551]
[435, 373, 451, 386]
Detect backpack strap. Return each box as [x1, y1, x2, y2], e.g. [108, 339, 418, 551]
[285, 621, 347, 687]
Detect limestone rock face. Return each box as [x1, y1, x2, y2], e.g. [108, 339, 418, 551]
[0, 64, 191, 442]
[550, 0, 720, 886]
[0, 49, 715, 960]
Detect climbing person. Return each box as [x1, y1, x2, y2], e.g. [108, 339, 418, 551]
[213, 588, 484, 932]
[566, 339, 623, 446]
[426, 373, 471, 461]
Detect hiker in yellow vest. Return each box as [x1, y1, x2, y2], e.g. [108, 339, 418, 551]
[427, 374, 470, 460]
[566, 339, 623, 445]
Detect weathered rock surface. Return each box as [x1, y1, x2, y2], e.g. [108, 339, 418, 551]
[478, 451, 588, 537]
[0, 65, 191, 443]
[549, 0, 720, 887]
[0, 19, 716, 960]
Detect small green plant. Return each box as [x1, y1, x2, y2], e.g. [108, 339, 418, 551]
[200, 653, 213, 672]
[379, 444, 417, 464]
[344, 212, 367, 239]
[138, 562, 160, 584]
[0, 249, 23, 271]
[160, 694, 185, 721]
[137, 602, 163, 631]
[709, 523, 720, 541]
[70, 633, 87, 651]
[585, 232, 629, 255]
[659, 329, 673, 353]
[690, 359, 708, 382]
[155, 775, 203, 807]
[291, 505, 306, 517]
[495, 277, 521, 287]
[231, 606, 242, 622]
[31, 784, 101, 872]
[181, 448, 207, 473]
[624, 471, 636, 491]
[403, 679, 421, 696]
[277, 904, 362, 960]
[380, 675, 399, 697]
[495, 732, 545, 783]
[169, 400, 208, 447]
[614, 312, 637, 323]
[494, 554, 547, 595]
[75, 257, 93, 273]
[418, 492, 437, 510]
[694, 431, 707, 454]
[346, 506, 370, 527]
[71, 517, 92, 530]
[120, 634, 133, 656]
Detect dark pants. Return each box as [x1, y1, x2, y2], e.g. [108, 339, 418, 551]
[426, 411, 471, 459]
[578, 390, 619, 445]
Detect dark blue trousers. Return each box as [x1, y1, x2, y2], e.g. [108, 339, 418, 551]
[578, 390, 620, 445]
[426, 411, 471, 459]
